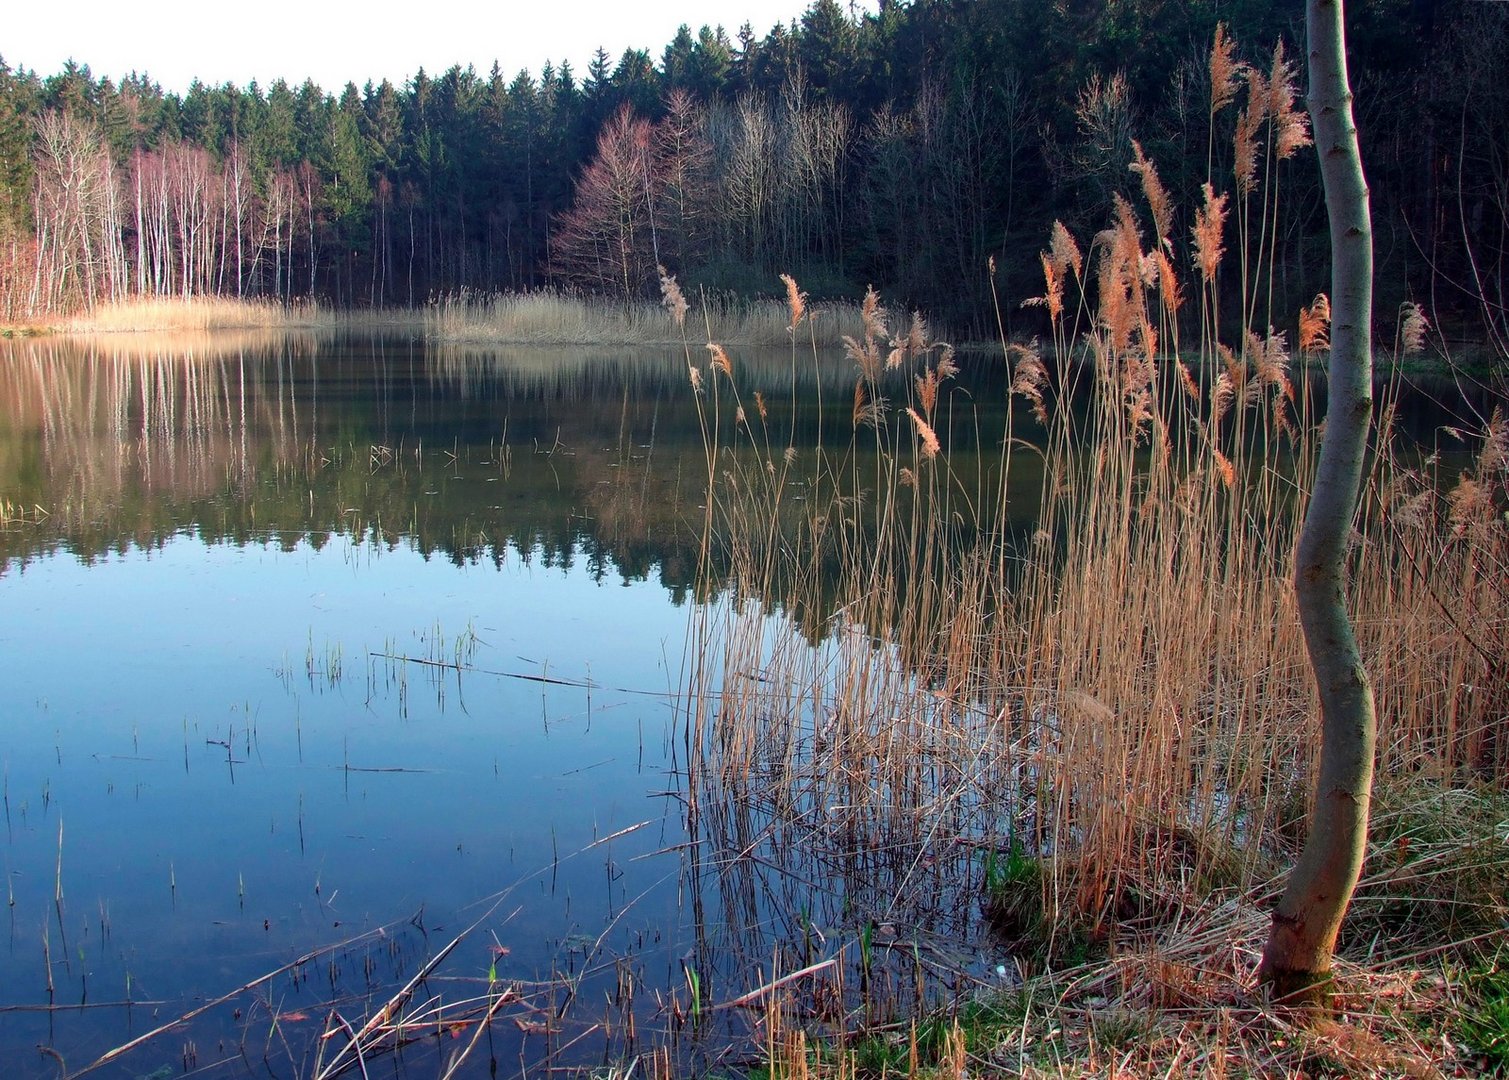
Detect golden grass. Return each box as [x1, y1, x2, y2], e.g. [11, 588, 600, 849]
[427, 288, 865, 348]
[62, 295, 338, 333]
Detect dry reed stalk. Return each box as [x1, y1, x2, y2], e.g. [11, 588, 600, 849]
[678, 58, 1505, 1065]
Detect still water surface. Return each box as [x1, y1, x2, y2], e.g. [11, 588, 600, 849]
[1, 330, 1014, 1078]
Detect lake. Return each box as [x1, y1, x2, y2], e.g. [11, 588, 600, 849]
[0, 330, 1018, 1079]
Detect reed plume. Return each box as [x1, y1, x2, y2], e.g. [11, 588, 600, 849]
[1298, 293, 1331, 353]
[1399, 302, 1429, 355]
[1153, 249, 1184, 321]
[1130, 140, 1174, 245]
[707, 342, 734, 379]
[1095, 194, 1147, 356]
[1233, 94, 1265, 198]
[658, 265, 688, 328]
[1266, 41, 1312, 160]
[1209, 23, 1244, 116]
[1191, 183, 1229, 285]
[904, 407, 941, 459]
[1009, 341, 1050, 425]
[779, 273, 806, 329]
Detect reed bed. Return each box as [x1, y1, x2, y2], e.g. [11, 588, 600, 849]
[61, 294, 350, 333]
[673, 23, 1507, 1077]
[427, 287, 865, 348]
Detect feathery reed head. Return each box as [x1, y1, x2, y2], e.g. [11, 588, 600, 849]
[843, 334, 883, 382]
[915, 369, 940, 417]
[1052, 220, 1085, 281]
[1478, 408, 1507, 476]
[851, 378, 881, 429]
[905, 406, 941, 459]
[779, 273, 806, 330]
[1154, 249, 1184, 318]
[1176, 359, 1200, 401]
[1399, 302, 1429, 355]
[1191, 183, 1229, 285]
[707, 341, 734, 378]
[936, 343, 958, 381]
[905, 310, 928, 360]
[1130, 140, 1173, 244]
[861, 285, 887, 345]
[1095, 194, 1146, 354]
[1234, 108, 1263, 197]
[1211, 366, 1235, 428]
[658, 266, 688, 329]
[1268, 41, 1312, 160]
[1299, 293, 1331, 353]
[1028, 252, 1065, 324]
[1009, 339, 1050, 425]
[1027, 222, 1083, 326]
[1212, 447, 1237, 489]
[1448, 476, 1493, 538]
[1209, 23, 1243, 116]
[1247, 326, 1294, 401]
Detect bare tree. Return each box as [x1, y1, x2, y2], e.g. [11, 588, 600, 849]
[1258, 0, 1377, 1005]
[551, 105, 659, 298]
[31, 109, 122, 312]
[655, 88, 713, 272]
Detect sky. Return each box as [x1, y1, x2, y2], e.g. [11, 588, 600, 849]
[4, 0, 840, 95]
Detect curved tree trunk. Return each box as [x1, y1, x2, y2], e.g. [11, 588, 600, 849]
[1258, 0, 1378, 1004]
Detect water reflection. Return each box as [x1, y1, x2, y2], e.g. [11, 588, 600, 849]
[0, 333, 725, 592]
[0, 330, 1028, 1078]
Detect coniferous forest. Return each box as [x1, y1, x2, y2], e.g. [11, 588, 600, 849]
[1, 0, 1505, 349]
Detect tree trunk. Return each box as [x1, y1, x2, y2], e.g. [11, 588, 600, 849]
[1258, 0, 1377, 1005]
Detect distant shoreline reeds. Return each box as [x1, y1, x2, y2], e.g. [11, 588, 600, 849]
[426, 288, 865, 348]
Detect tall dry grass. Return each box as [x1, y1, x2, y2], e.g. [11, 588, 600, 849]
[62, 295, 347, 333]
[427, 287, 865, 348]
[675, 22, 1507, 1043]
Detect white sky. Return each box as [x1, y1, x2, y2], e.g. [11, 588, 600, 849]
[4, 0, 842, 95]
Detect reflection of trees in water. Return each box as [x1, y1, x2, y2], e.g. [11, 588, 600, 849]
[0, 333, 1027, 608]
[0, 331, 330, 563]
[0, 334, 709, 587]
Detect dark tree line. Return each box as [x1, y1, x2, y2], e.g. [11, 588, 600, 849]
[1, 0, 1504, 346]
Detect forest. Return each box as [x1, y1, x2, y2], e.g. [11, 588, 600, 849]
[0, 0, 1504, 348]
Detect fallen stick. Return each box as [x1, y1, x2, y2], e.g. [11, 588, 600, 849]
[710, 957, 839, 1012]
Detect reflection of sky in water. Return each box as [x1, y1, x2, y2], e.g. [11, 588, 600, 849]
[0, 531, 690, 1066]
